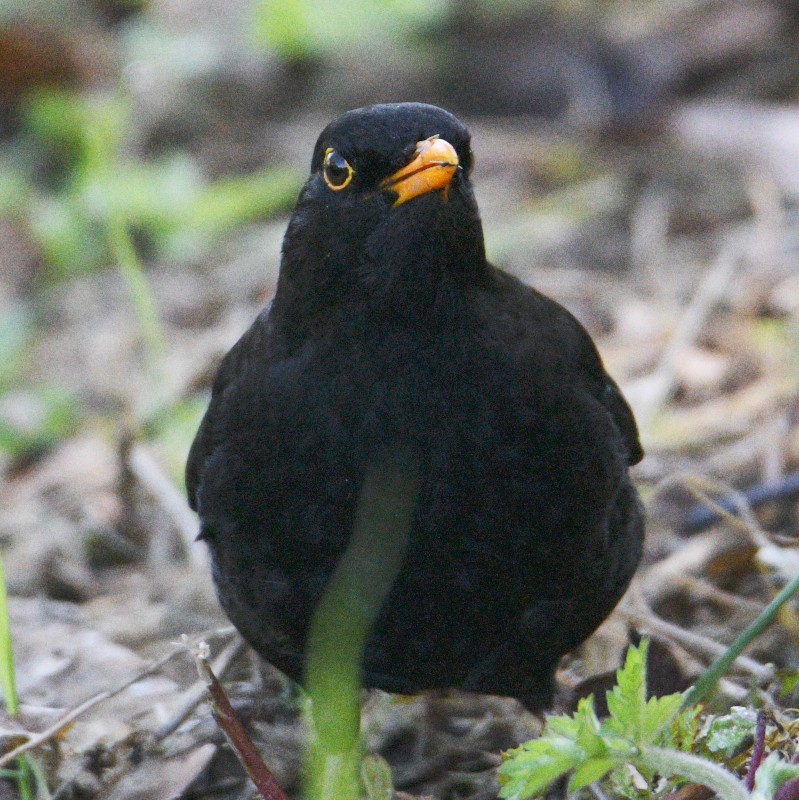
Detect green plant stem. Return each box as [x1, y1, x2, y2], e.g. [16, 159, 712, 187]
[106, 212, 166, 362]
[684, 568, 799, 707]
[640, 746, 749, 800]
[15, 759, 34, 800]
[304, 451, 419, 800]
[0, 553, 18, 715]
[0, 554, 33, 800]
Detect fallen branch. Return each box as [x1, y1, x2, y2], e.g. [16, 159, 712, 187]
[193, 642, 289, 800]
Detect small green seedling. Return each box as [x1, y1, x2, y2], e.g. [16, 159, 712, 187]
[499, 640, 799, 800]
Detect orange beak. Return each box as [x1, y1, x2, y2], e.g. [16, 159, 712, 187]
[381, 136, 459, 207]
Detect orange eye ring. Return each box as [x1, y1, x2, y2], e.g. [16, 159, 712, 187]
[323, 148, 354, 190]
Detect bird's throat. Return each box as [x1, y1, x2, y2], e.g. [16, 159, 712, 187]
[355, 208, 487, 320]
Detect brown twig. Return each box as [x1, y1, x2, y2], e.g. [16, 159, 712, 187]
[679, 475, 770, 547]
[655, 472, 770, 545]
[621, 590, 774, 684]
[673, 575, 764, 616]
[193, 642, 290, 800]
[153, 635, 246, 742]
[0, 627, 237, 769]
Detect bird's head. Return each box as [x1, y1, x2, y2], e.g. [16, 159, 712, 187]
[274, 103, 487, 326]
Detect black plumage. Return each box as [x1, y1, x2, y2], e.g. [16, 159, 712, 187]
[186, 102, 644, 710]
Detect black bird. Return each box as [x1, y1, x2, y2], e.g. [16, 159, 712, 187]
[186, 103, 644, 711]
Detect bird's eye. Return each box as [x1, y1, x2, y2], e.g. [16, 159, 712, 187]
[323, 148, 354, 190]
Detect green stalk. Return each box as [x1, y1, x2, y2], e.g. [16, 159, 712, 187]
[304, 451, 419, 800]
[684, 569, 799, 707]
[640, 746, 749, 800]
[106, 212, 166, 363]
[0, 554, 18, 716]
[0, 554, 34, 800]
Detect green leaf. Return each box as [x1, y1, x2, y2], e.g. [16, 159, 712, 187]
[669, 704, 703, 752]
[252, 0, 309, 57]
[641, 693, 685, 744]
[497, 639, 759, 800]
[605, 640, 684, 747]
[573, 696, 607, 756]
[500, 640, 755, 800]
[499, 699, 609, 799]
[29, 194, 104, 280]
[24, 89, 129, 177]
[569, 757, 617, 791]
[545, 712, 579, 738]
[752, 752, 799, 800]
[23, 88, 87, 147]
[499, 737, 585, 800]
[700, 707, 757, 757]
[605, 640, 648, 741]
[251, 0, 448, 59]
[777, 669, 799, 699]
[0, 386, 80, 457]
[182, 166, 301, 239]
[360, 754, 393, 800]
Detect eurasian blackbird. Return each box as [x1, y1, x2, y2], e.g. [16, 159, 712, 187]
[186, 102, 644, 711]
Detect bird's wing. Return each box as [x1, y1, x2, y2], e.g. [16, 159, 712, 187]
[595, 370, 644, 465]
[551, 298, 644, 466]
[185, 302, 273, 509]
[480, 270, 643, 466]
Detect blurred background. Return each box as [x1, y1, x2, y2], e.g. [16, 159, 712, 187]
[1, 1, 799, 798]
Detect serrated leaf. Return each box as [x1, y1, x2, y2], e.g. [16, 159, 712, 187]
[569, 757, 618, 791]
[605, 640, 648, 741]
[670, 704, 703, 752]
[498, 754, 579, 798]
[605, 640, 684, 747]
[499, 643, 695, 800]
[546, 712, 579, 738]
[499, 737, 585, 799]
[597, 732, 639, 758]
[641, 693, 684, 744]
[499, 765, 575, 799]
[574, 696, 607, 755]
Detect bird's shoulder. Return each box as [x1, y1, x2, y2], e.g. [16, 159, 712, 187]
[185, 303, 277, 507]
[212, 302, 276, 392]
[470, 267, 643, 465]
